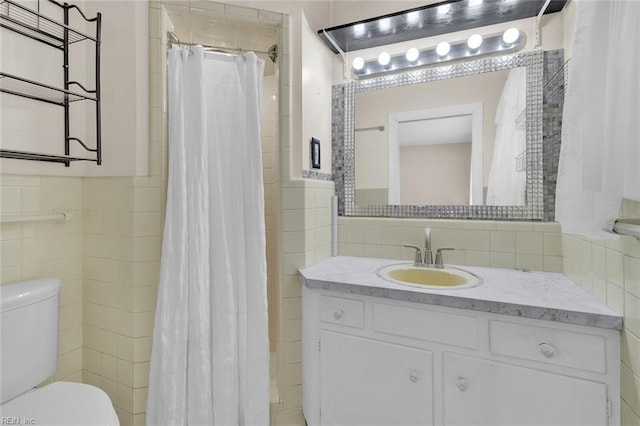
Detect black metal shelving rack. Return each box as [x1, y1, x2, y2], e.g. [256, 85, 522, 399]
[0, 0, 101, 167]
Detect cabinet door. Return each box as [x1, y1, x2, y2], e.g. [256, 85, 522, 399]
[320, 331, 433, 426]
[443, 353, 609, 426]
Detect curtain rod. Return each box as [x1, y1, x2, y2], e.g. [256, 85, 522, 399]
[168, 38, 273, 57]
[355, 125, 385, 132]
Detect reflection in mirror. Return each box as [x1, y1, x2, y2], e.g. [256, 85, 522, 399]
[355, 67, 527, 207]
[395, 113, 474, 205]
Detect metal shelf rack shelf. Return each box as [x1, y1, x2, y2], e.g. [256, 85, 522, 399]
[0, 0, 101, 166]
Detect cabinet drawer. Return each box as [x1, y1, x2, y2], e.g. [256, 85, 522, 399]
[320, 296, 364, 328]
[373, 303, 478, 349]
[489, 320, 606, 373]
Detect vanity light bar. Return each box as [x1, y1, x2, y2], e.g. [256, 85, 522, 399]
[352, 31, 526, 79]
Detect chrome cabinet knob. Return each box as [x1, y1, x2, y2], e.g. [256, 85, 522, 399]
[539, 342, 556, 358]
[409, 370, 419, 383]
[333, 309, 344, 320]
[456, 376, 469, 392]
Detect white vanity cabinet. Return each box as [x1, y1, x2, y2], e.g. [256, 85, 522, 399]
[302, 287, 620, 426]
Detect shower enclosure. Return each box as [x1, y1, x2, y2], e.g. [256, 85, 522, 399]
[151, 0, 285, 407]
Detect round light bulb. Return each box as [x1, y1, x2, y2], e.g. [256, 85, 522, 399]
[406, 11, 420, 25]
[467, 34, 483, 50]
[502, 27, 520, 44]
[405, 47, 419, 62]
[378, 18, 391, 32]
[436, 41, 451, 56]
[378, 52, 391, 66]
[438, 3, 451, 15]
[352, 56, 365, 71]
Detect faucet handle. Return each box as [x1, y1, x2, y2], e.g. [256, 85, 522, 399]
[434, 248, 455, 269]
[403, 244, 423, 265]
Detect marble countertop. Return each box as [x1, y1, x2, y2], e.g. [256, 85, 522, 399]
[299, 256, 622, 330]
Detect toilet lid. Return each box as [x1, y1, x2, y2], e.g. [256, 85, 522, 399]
[0, 382, 119, 426]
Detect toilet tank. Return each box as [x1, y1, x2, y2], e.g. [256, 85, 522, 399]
[0, 278, 61, 404]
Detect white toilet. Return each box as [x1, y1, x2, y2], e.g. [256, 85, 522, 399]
[0, 278, 119, 425]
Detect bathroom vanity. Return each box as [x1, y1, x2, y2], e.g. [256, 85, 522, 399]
[300, 256, 622, 426]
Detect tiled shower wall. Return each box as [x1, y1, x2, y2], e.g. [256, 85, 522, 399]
[0, 176, 84, 383]
[563, 199, 640, 425]
[263, 74, 281, 355]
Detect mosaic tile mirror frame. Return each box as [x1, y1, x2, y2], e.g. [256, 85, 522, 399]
[332, 50, 565, 220]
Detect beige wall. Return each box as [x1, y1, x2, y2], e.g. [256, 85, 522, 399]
[399, 143, 471, 205]
[0, 1, 149, 177]
[562, 199, 640, 425]
[563, 0, 577, 59]
[301, 14, 333, 176]
[329, 1, 437, 28]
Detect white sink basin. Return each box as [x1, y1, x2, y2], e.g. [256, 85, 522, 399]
[377, 264, 481, 289]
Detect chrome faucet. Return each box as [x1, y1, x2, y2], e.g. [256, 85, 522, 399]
[423, 228, 433, 266]
[403, 227, 455, 268]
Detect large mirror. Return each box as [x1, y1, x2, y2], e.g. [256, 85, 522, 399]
[334, 51, 549, 220]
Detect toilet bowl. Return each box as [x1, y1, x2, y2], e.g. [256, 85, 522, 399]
[0, 278, 119, 425]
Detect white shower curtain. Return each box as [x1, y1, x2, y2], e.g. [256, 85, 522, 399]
[556, 0, 640, 238]
[486, 67, 527, 206]
[147, 46, 269, 425]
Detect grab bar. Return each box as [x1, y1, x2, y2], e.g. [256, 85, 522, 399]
[0, 211, 70, 224]
[612, 219, 640, 240]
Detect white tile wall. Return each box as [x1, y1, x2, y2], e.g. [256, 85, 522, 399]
[0, 176, 84, 383]
[81, 175, 162, 426]
[275, 178, 333, 424]
[339, 218, 562, 272]
[563, 201, 640, 424]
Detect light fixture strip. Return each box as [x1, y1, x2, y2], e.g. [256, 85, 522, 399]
[354, 32, 526, 78]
